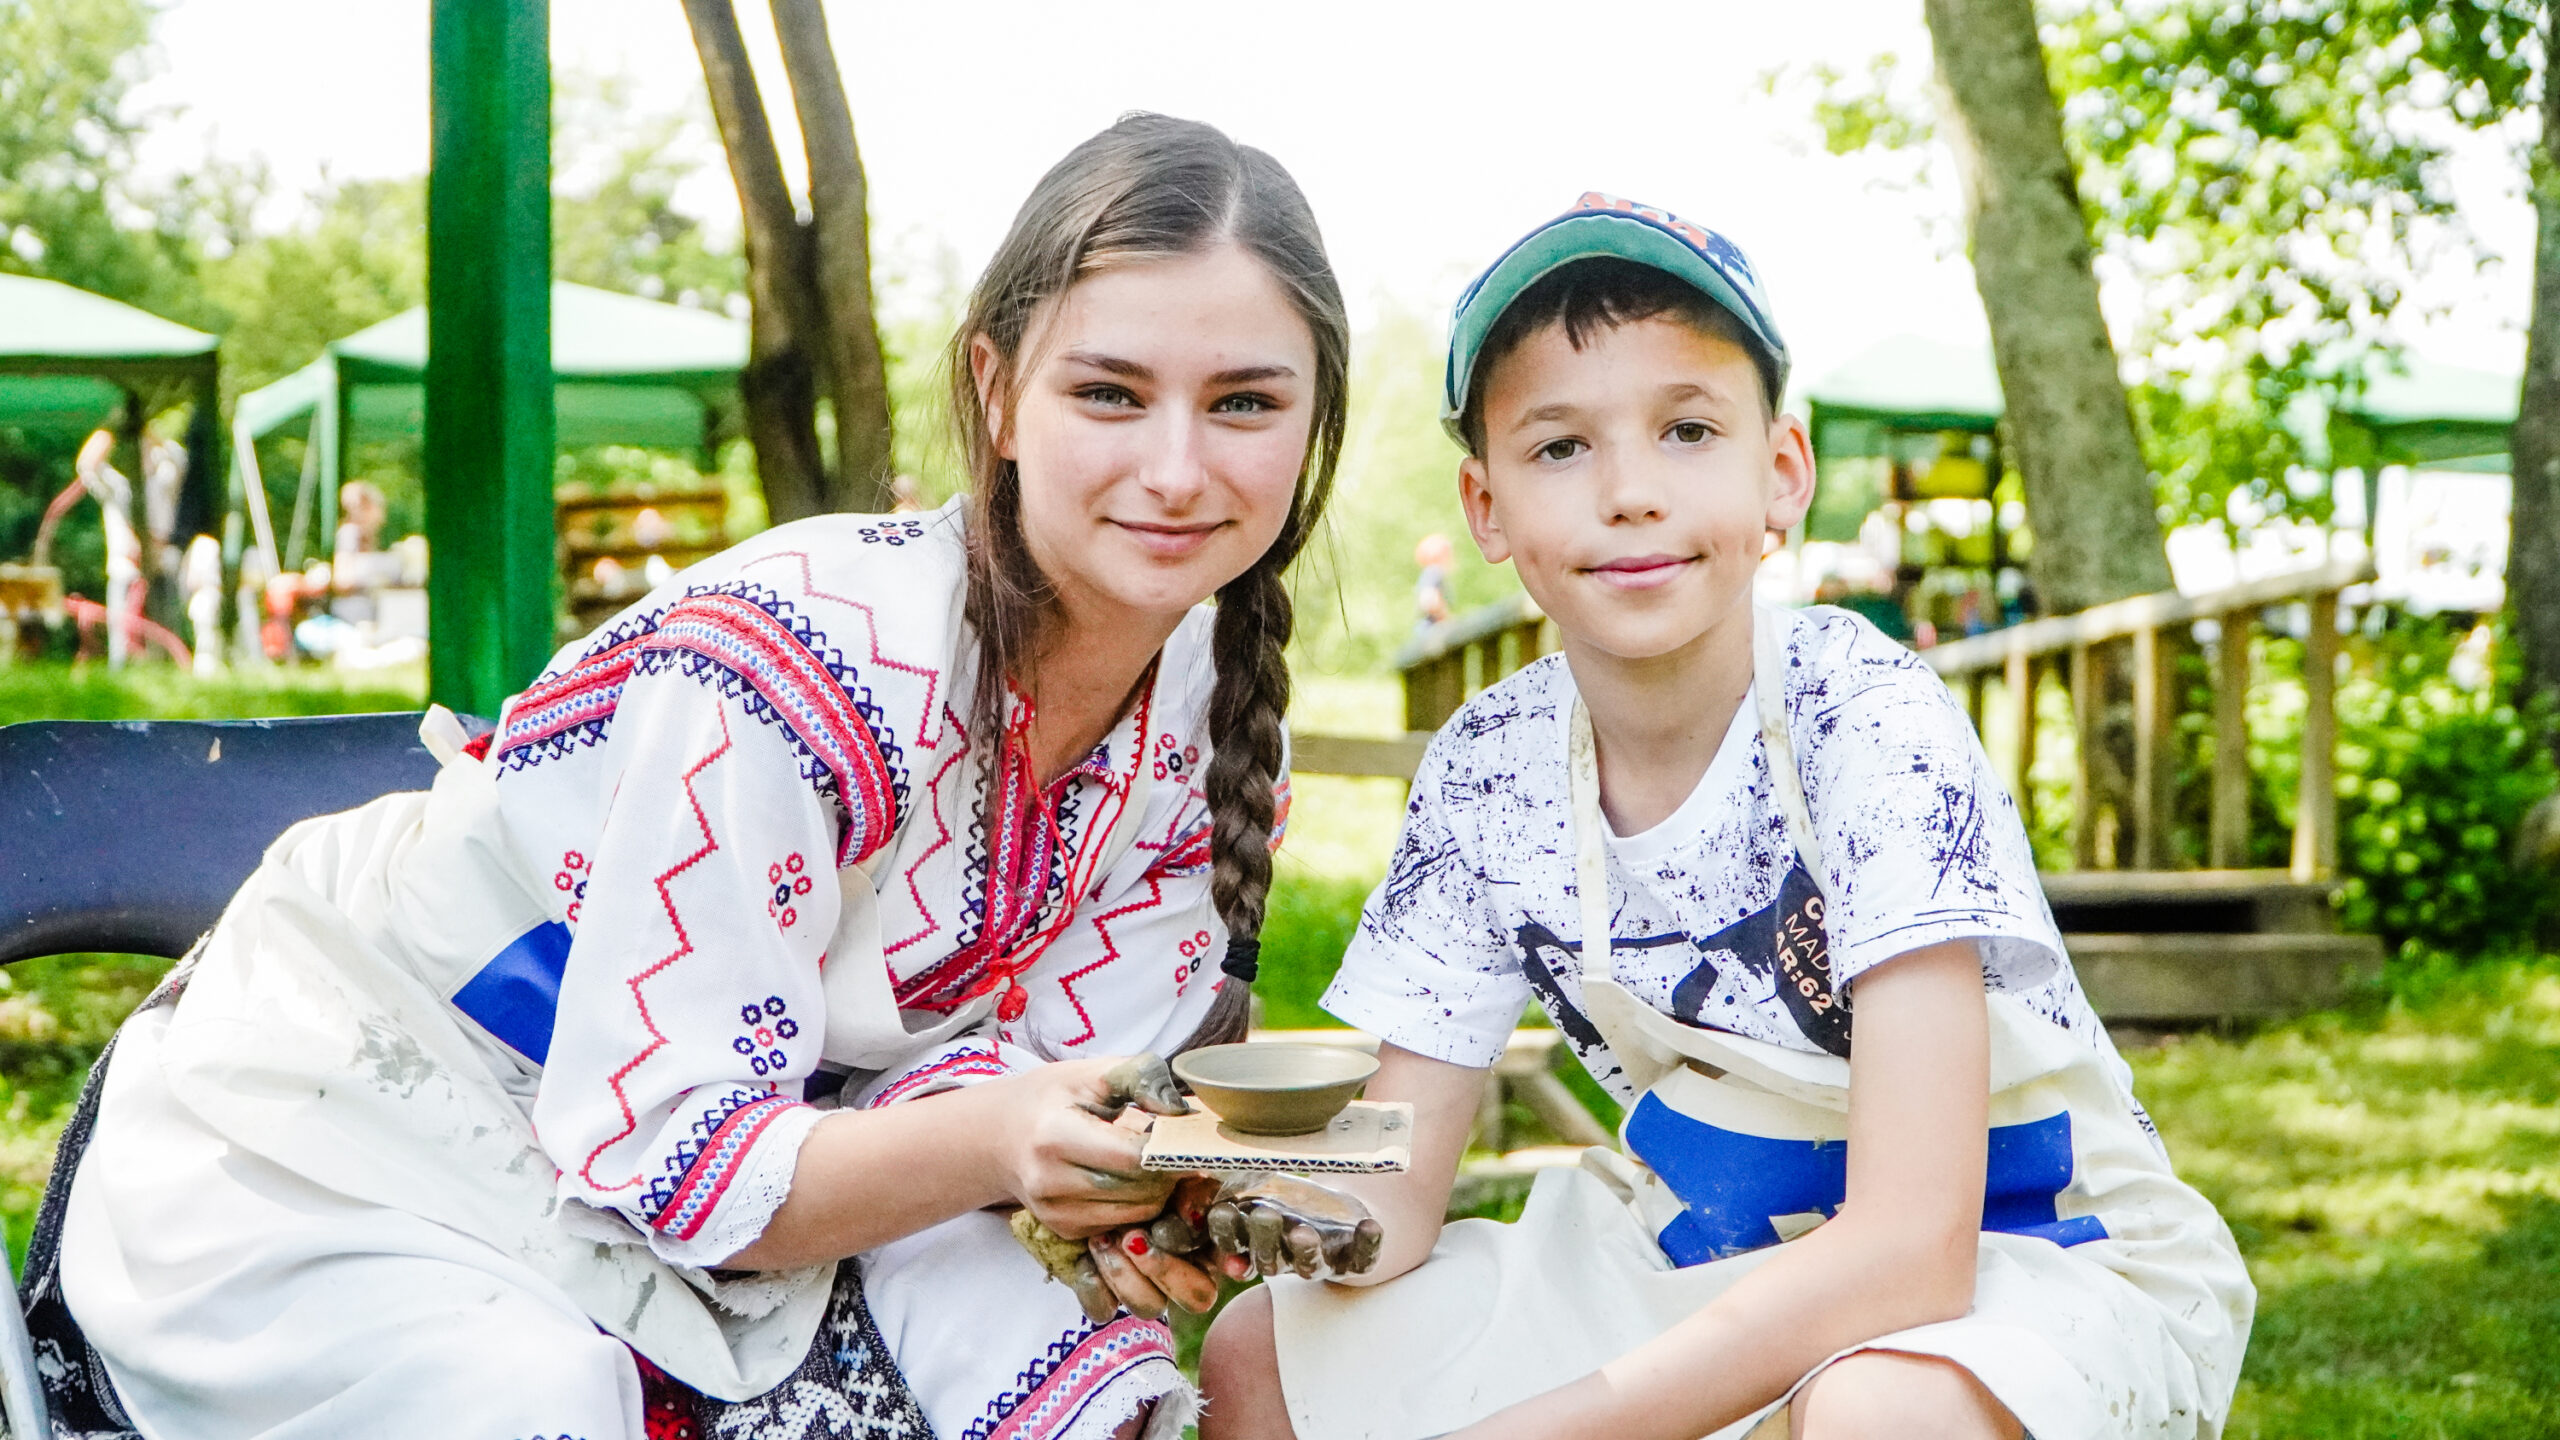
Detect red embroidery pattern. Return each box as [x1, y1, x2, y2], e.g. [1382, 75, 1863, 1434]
[868, 1045, 1010, 1107]
[581, 710, 731, 1194]
[495, 588, 902, 866]
[766, 852, 813, 930]
[1054, 875, 1172, 1048]
[553, 849, 593, 925]
[886, 705, 970, 957]
[739, 549, 946, 753]
[893, 683, 1150, 1019]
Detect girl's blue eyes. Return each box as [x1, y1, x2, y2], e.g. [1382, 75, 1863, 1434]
[1072, 387, 1276, 414]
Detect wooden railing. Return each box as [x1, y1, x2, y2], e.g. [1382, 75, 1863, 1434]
[1358, 560, 2370, 883]
[1922, 557, 2369, 879]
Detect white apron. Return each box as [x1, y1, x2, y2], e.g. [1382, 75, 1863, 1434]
[1270, 608, 2254, 1440]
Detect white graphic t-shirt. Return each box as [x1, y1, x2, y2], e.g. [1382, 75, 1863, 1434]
[1326, 605, 2120, 1102]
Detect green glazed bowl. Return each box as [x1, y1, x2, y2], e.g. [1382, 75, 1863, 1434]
[1172, 1042, 1380, 1137]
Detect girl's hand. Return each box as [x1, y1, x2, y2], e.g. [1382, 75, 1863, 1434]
[989, 1055, 1183, 1238]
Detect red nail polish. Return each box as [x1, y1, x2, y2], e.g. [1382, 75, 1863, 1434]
[1124, 1231, 1150, 1256]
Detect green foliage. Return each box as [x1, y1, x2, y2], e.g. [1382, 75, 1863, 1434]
[1791, 0, 2544, 530]
[551, 74, 746, 317]
[200, 178, 425, 398]
[0, 0, 242, 325]
[2330, 627, 2557, 957]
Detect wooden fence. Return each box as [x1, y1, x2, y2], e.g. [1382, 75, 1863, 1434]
[1919, 556, 2370, 879]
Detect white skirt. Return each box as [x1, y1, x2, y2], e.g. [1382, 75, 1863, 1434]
[1269, 1158, 2235, 1440]
[57, 767, 1191, 1440]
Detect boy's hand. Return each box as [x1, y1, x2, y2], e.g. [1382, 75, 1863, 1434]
[1204, 1172, 1386, 1280]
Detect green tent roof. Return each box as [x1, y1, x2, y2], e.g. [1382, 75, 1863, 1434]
[1804, 334, 2520, 474]
[1801, 335, 2002, 463]
[237, 281, 748, 451]
[2331, 357, 2518, 471]
[0, 273, 218, 446]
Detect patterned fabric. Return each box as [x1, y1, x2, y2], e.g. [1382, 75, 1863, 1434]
[1327, 606, 2115, 1096]
[956, 1317, 1178, 1440]
[482, 503, 1261, 1274]
[689, 1266, 934, 1440]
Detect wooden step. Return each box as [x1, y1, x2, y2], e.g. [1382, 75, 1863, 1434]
[2042, 868, 2338, 936]
[2070, 931, 2383, 1023]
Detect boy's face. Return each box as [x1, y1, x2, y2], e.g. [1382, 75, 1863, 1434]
[1458, 315, 1814, 666]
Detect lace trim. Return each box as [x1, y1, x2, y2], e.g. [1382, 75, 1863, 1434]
[646, 1102, 825, 1270]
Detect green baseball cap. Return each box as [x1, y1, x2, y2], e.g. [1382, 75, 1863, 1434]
[1443, 192, 1789, 442]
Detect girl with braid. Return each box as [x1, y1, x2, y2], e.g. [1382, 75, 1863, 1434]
[42, 114, 1365, 1440]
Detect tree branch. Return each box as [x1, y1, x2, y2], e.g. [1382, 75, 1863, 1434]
[770, 0, 895, 515]
[681, 0, 825, 521]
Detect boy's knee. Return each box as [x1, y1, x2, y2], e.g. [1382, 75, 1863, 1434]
[1197, 1286, 1293, 1440]
[1791, 1351, 2022, 1440]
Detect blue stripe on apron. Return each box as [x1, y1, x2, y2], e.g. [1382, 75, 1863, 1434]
[1626, 1094, 2108, 1267]
[450, 920, 573, 1065]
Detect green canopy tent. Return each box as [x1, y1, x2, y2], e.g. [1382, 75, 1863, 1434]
[1802, 334, 2004, 467]
[0, 273, 221, 542]
[229, 281, 747, 578]
[2328, 357, 2517, 475]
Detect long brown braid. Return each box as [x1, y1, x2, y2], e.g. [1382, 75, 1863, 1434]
[943, 114, 1348, 1053]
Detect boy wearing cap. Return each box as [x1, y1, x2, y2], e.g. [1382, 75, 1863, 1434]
[1199, 198, 2252, 1440]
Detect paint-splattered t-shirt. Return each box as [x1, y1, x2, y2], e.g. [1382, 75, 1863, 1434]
[1326, 604, 2111, 1101]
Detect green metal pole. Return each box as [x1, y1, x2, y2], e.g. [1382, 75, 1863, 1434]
[426, 0, 554, 719]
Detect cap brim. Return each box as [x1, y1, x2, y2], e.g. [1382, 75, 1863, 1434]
[1442, 213, 1789, 442]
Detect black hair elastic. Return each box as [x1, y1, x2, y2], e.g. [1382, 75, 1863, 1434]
[1221, 936, 1261, 982]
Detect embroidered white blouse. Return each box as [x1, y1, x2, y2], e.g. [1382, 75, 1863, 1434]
[468, 501, 1268, 1269]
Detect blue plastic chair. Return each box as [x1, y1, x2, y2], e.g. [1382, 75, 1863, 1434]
[0, 711, 468, 1436]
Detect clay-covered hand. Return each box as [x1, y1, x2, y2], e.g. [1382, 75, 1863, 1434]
[1203, 1172, 1385, 1281]
[1077, 1053, 1191, 1122]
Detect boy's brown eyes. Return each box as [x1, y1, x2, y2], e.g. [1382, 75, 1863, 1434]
[1670, 421, 1711, 443]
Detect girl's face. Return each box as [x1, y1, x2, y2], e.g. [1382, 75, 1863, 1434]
[979, 243, 1317, 636]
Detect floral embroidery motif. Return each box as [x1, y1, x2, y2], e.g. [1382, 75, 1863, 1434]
[1175, 927, 1215, 993]
[732, 996, 801, 1077]
[768, 852, 814, 930]
[854, 518, 929, 546]
[1150, 732, 1199, 783]
[554, 849, 593, 925]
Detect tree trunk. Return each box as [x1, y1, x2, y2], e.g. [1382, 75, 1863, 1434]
[681, 0, 826, 522]
[771, 0, 895, 516]
[1923, 0, 2172, 615]
[2511, 2, 2560, 742]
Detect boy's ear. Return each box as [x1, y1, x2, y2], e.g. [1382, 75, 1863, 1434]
[1458, 455, 1512, 565]
[1762, 412, 1816, 534]
[969, 333, 1015, 461]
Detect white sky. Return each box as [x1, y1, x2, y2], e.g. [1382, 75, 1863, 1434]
[126, 0, 2532, 381]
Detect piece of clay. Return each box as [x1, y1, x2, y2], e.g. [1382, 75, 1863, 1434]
[1081, 1053, 1191, 1121]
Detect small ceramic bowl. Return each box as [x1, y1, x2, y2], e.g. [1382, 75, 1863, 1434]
[1172, 1042, 1380, 1136]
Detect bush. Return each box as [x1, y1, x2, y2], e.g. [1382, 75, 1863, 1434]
[2329, 624, 2556, 959]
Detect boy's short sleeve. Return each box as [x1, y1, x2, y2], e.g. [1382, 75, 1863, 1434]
[1792, 612, 2064, 996]
[1321, 734, 1529, 1070]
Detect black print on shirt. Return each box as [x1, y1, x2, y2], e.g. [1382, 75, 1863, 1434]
[1680, 860, 1851, 1056]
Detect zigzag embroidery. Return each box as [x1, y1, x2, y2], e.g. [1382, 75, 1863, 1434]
[492, 579, 912, 866]
[738, 548, 946, 754]
[958, 1316, 1173, 1440]
[1055, 874, 1171, 1048]
[886, 705, 970, 958]
[580, 708, 730, 1194]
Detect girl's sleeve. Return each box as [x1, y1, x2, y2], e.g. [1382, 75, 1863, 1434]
[530, 665, 845, 1269]
[1792, 615, 2064, 995]
[1320, 733, 1527, 1068]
